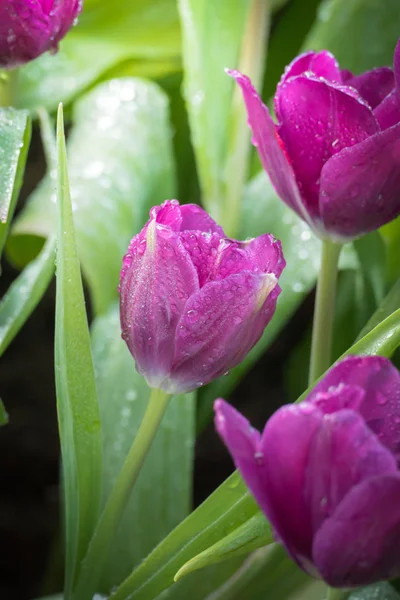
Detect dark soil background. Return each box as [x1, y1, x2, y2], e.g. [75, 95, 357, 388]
[0, 126, 313, 600]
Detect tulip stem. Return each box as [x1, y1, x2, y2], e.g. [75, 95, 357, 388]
[309, 240, 342, 385]
[73, 387, 171, 600]
[326, 587, 351, 600]
[223, 0, 270, 238]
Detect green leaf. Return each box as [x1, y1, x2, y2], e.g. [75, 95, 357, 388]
[358, 277, 400, 340]
[353, 232, 387, 308]
[0, 236, 55, 357]
[109, 471, 259, 600]
[0, 108, 31, 258]
[10, 78, 175, 315]
[177, 0, 250, 218]
[0, 397, 8, 425]
[304, 0, 400, 72]
[16, 0, 181, 110]
[349, 583, 400, 600]
[90, 303, 195, 591]
[174, 512, 272, 581]
[54, 105, 103, 597]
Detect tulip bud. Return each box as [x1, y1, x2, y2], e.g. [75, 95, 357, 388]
[0, 0, 82, 69]
[119, 200, 285, 394]
[230, 39, 400, 241]
[215, 355, 400, 588]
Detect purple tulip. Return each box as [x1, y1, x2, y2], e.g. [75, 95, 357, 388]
[230, 40, 400, 241]
[119, 200, 285, 394]
[215, 355, 400, 588]
[0, 0, 82, 69]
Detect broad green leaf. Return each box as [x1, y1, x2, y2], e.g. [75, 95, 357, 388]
[10, 78, 175, 315]
[0, 236, 55, 357]
[304, 0, 400, 72]
[55, 106, 102, 596]
[90, 303, 195, 591]
[174, 513, 272, 581]
[178, 0, 250, 219]
[349, 307, 400, 358]
[0, 397, 8, 425]
[109, 471, 259, 600]
[381, 218, 400, 284]
[0, 108, 31, 258]
[16, 0, 181, 110]
[349, 583, 400, 600]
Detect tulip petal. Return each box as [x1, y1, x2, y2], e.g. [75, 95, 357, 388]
[374, 90, 400, 130]
[228, 70, 313, 227]
[309, 356, 400, 460]
[320, 122, 400, 239]
[305, 409, 397, 536]
[119, 222, 199, 388]
[277, 75, 379, 216]
[214, 234, 285, 280]
[179, 231, 221, 287]
[180, 203, 225, 235]
[150, 199, 183, 230]
[214, 399, 265, 501]
[170, 271, 279, 392]
[259, 402, 323, 569]
[345, 68, 394, 109]
[313, 475, 400, 587]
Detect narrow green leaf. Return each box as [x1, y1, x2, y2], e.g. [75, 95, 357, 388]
[10, 78, 175, 315]
[358, 277, 400, 340]
[0, 397, 8, 425]
[353, 232, 387, 308]
[174, 513, 272, 581]
[109, 471, 258, 600]
[90, 303, 195, 591]
[304, 0, 400, 72]
[348, 307, 400, 358]
[0, 108, 31, 257]
[178, 0, 250, 218]
[0, 235, 55, 357]
[55, 105, 102, 596]
[16, 0, 181, 110]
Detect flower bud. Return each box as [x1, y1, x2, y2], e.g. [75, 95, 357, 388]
[215, 355, 400, 588]
[119, 200, 285, 394]
[0, 0, 82, 69]
[230, 39, 400, 241]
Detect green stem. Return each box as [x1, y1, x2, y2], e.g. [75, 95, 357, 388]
[0, 70, 18, 107]
[73, 387, 171, 600]
[309, 240, 342, 385]
[326, 586, 351, 600]
[223, 0, 270, 238]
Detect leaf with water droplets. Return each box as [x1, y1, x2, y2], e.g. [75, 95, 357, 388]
[90, 302, 195, 591]
[54, 105, 103, 596]
[9, 78, 175, 315]
[0, 107, 31, 260]
[349, 583, 400, 600]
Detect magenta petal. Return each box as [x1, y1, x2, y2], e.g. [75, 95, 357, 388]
[150, 199, 183, 230]
[305, 409, 397, 537]
[170, 271, 279, 392]
[228, 70, 313, 227]
[119, 222, 199, 389]
[179, 231, 221, 287]
[309, 356, 400, 460]
[320, 122, 400, 239]
[277, 75, 379, 215]
[259, 402, 323, 569]
[374, 90, 400, 130]
[313, 475, 400, 587]
[345, 68, 395, 109]
[180, 203, 225, 235]
[214, 234, 285, 280]
[214, 399, 265, 501]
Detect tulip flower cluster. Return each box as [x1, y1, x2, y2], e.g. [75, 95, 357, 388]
[117, 41, 400, 594]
